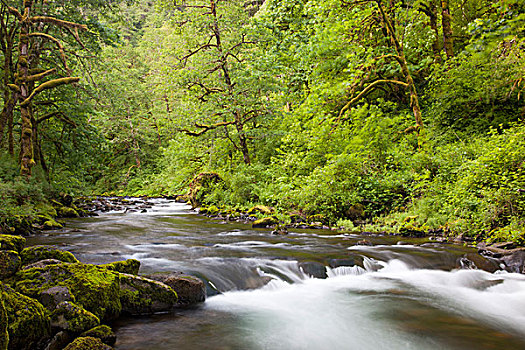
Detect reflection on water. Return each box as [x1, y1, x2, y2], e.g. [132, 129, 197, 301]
[27, 199, 525, 350]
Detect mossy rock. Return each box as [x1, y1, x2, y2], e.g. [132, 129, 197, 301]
[252, 217, 279, 228]
[42, 219, 63, 230]
[188, 172, 223, 208]
[1, 284, 50, 350]
[63, 336, 113, 350]
[150, 274, 205, 306]
[80, 325, 116, 346]
[50, 301, 100, 333]
[57, 207, 79, 218]
[20, 246, 79, 265]
[119, 274, 178, 315]
[100, 259, 140, 275]
[1, 217, 33, 236]
[247, 205, 273, 215]
[399, 222, 429, 238]
[0, 235, 26, 253]
[14, 263, 121, 321]
[0, 251, 21, 279]
[35, 203, 58, 219]
[307, 214, 328, 225]
[0, 288, 8, 350]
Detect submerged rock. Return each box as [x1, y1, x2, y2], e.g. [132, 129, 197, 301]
[1, 284, 51, 350]
[50, 301, 100, 333]
[119, 274, 178, 315]
[20, 246, 79, 265]
[63, 336, 113, 350]
[149, 274, 206, 306]
[0, 235, 26, 253]
[80, 325, 116, 346]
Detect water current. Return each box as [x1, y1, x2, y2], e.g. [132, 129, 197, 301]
[27, 199, 525, 350]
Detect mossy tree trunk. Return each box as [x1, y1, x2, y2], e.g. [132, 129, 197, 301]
[441, 0, 454, 59]
[5, 0, 87, 177]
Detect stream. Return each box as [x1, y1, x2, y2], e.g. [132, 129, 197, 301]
[27, 198, 525, 350]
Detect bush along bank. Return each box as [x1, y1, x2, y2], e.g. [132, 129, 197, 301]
[0, 235, 206, 350]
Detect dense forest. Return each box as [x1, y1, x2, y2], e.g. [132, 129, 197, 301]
[0, 0, 524, 243]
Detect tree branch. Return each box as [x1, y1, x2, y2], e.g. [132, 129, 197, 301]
[20, 77, 80, 106]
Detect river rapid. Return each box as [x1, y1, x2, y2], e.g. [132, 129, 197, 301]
[27, 199, 525, 350]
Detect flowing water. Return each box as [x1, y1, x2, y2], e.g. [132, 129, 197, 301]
[28, 199, 525, 350]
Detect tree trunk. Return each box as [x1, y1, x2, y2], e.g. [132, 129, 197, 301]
[377, 1, 424, 132]
[441, 0, 454, 59]
[19, 0, 34, 176]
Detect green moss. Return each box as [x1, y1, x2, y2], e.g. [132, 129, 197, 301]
[119, 274, 177, 315]
[1, 284, 50, 350]
[42, 219, 63, 230]
[0, 235, 26, 253]
[252, 216, 279, 228]
[0, 287, 8, 350]
[100, 259, 140, 275]
[63, 336, 113, 350]
[57, 207, 79, 218]
[14, 263, 121, 321]
[35, 203, 58, 219]
[50, 301, 100, 333]
[247, 205, 273, 215]
[20, 246, 79, 265]
[80, 325, 116, 346]
[0, 251, 21, 279]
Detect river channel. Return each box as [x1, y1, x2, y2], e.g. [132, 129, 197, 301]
[27, 199, 525, 350]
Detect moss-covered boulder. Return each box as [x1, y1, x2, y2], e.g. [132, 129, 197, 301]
[57, 207, 80, 218]
[40, 286, 75, 309]
[80, 325, 116, 346]
[63, 336, 113, 350]
[119, 274, 178, 315]
[1, 284, 50, 350]
[0, 235, 25, 253]
[188, 172, 223, 208]
[0, 287, 8, 350]
[0, 251, 21, 279]
[150, 274, 205, 306]
[247, 205, 273, 215]
[50, 301, 100, 333]
[14, 263, 121, 321]
[22, 259, 64, 270]
[252, 216, 279, 228]
[100, 259, 140, 275]
[42, 219, 63, 230]
[1, 216, 34, 236]
[20, 246, 79, 265]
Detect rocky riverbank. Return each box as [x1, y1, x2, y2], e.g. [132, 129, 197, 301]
[0, 234, 205, 350]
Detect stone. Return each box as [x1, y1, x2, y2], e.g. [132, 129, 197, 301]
[119, 273, 178, 315]
[23, 259, 64, 270]
[57, 207, 79, 218]
[149, 274, 205, 306]
[20, 246, 79, 265]
[50, 301, 100, 333]
[1, 284, 50, 350]
[14, 263, 121, 321]
[462, 253, 500, 273]
[63, 336, 113, 350]
[298, 262, 327, 279]
[247, 205, 273, 215]
[42, 219, 63, 230]
[501, 251, 525, 273]
[44, 331, 72, 350]
[80, 325, 116, 346]
[40, 286, 75, 309]
[0, 235, 26, 253]
[100, 259, 140, 275]
[0, 251, 21, 279]
[252, 217, 279, 228]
